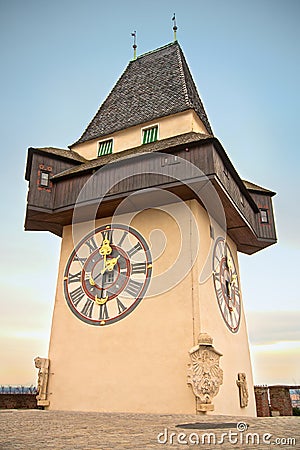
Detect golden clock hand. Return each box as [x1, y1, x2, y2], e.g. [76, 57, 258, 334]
[101, 255, 120, 274]
[99, 233, 112, 273]
[99, 233, 112, 256]
[231, 274, 237, 283]
[89, 276, 96, 286]
[95, 294, 108, 305]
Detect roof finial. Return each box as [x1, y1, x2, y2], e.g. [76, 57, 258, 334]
[172, 13, 177, 42]
[131, 31, 137, 60]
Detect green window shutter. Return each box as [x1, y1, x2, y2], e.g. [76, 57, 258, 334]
[142, 126, 158, 144]
[143, 129, 149, 144]
[98, 139, 113, 157]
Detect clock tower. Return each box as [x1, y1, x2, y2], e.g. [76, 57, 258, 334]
[25, 42, 276, 416]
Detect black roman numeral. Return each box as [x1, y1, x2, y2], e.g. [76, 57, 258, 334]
[117, 230, 127, 247]
[99, 303, 109, 320]
[81, 298, 94, 318]
[231, 310, 237, 328]
[68, 271, 81, 283]
[70, 286, 85, 306]
[102, 228, 113, 243]
[74, 254, 87, 265]
[116, 297, 127, 314]
[214, 271, 220, 282]
[85, 236, 98, 254]
[125, 279, 143, 297]
[127, 241, 142, 258]
[216, 288, 224, 304]
[131, 262, 147, 274]
[223, 304, 229, 322]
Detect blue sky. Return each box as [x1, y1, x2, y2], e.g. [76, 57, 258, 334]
[0, 0, 299, 385]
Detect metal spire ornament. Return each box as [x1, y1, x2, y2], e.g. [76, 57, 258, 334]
[131, 31, 137, 60]
[172, 13, 177, 42]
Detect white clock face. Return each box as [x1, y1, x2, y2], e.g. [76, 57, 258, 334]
[212, 237, 241, 333]
[63, 224, 152, 326]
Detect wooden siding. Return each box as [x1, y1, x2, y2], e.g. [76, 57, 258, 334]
[249, 192, 277, 241]
[25, 142, 277, 253]
[212, 149, 256, 231]
[27, 154, 79, 210]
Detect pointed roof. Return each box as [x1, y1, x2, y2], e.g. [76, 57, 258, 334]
[72, 42, 213, 146]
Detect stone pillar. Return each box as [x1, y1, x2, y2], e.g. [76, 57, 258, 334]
[254, 386, 270, 417]
[269, 386, 293, 416]
[34, 357, 50, 407]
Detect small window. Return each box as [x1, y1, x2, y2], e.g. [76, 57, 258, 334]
[142, 125, 158, 144]
[161, 154, 180, 166]
[40, 171, 50, 187]
[260, 209, 269, 224]
[98, 139, 113, 157]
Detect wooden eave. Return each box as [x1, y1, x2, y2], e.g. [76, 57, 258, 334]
[24, 137, 277, 254]
[50, 134, 259, 214]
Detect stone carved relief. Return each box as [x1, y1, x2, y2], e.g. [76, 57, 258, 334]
[187, 333, 223, 412]
[236, 372, 249, 408]
[34, 357, 50, 407]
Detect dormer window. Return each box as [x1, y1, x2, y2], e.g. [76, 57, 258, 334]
[98, 139, 113, 157]
[142, 125, 158, 144]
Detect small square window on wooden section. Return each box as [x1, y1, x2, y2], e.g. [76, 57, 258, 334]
[98, 139, 113, 157]
[260, 208, 269, 224]
[142, 125, 158, 144]
[161, 154, 180, 166]
[37, 164, 52, 192]
[40, 171, 50, 187]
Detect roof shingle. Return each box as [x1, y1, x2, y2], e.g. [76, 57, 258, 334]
[72, 42, 213, 146]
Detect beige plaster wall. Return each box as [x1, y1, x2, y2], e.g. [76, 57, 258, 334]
[71, 110, 208, 160]
[46, 199, 255, 416]
[190, 201, 256, 416]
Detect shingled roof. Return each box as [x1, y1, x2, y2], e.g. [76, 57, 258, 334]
[243, 180, 276, 196]
[72, 42, 213, 146]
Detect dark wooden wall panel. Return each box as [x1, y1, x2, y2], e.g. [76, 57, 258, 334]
[212, 149, 256, 231]
[250, 193, 277, 241]
[28, 154, 78, 209]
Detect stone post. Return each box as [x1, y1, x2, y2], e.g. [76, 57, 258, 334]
[269, 386, 293, 416]
[254, 386, 270, 417]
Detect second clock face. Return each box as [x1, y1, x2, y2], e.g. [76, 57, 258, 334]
[212, 237, 241, 333]
[63, 224, 152, 326]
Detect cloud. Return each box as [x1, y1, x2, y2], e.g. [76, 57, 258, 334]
[247, 310, 300, 345]
[251, 342, 300, 385]
[247, 310, 300, 384]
